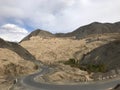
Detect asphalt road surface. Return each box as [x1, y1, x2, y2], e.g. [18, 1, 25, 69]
[22, 66, 120, 90]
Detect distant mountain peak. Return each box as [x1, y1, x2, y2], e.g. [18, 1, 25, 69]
[29, 29, 53, 36]
[65, 21, 120, 39]
[91, 22, 101, 25]
[20, 21, 120, 42]
[20, 29, 54, 42]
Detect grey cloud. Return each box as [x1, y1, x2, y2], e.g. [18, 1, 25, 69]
[0, 0, 120, 33]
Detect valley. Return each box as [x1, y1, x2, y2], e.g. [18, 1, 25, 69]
[0, 22, 120, 90]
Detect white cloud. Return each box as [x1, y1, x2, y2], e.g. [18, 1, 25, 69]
[1, 24, 28, 33]
[0, 0, 120, 33]
[0, 24, 28, 42]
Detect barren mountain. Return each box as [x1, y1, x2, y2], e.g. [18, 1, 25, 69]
[56, 22, 120, 39]
[21, 22, 120, 41]
[20, 32, 120, 65]
[21, 36, 85, 64]
[21, 29, 54, 42]
[20, 22, 120, 85]
[79, 39, 120, 71]
[0, 38, 37, 90]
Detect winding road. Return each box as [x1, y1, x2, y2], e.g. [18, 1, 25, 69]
[21, 66, 120, 90]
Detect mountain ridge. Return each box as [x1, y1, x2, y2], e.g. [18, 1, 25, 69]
[65, 22, 120, 39]
[21, 21, 120, 42]
[21, 29, 54, 42]
[0, 38, 36, 61]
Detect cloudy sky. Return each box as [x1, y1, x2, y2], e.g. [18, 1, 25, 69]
[0, 0, 120, 41]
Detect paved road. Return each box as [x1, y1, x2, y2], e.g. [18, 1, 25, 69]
[22, 66, 120, 90]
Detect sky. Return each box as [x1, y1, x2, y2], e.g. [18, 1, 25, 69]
[0, 0, 120, 42]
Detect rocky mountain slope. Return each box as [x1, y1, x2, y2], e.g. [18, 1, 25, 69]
[55, 22, 120, 39]
[79, 39, 120, 72]
[67, 22, 120, 38]
[0, 38, 36, 61]
[21, 22, 120, 42]
[20, 21, 120, 85]
[0, 38, 37, 90]
[20, 33, 120, 64]
[21, 29, 54, 42]
[21, 36, 86, 64]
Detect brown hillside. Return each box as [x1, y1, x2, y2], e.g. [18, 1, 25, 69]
[21, 29, 54, 42]
[0, 38, 37, 90]
[62, 22, 120, 39]
[79, 39, 120, 71]
[20, 33, 120, 64]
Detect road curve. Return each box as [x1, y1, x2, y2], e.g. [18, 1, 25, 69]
[22, 66, 120, 90]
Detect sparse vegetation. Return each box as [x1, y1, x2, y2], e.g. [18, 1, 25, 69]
[64, 58, 80, 67]
[80, 64, 107, 73]
[64, 58, 76, 64]
[33, 64, 39, 70]
[4, 62, 36, 77]
[64, 58, 106, 73]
